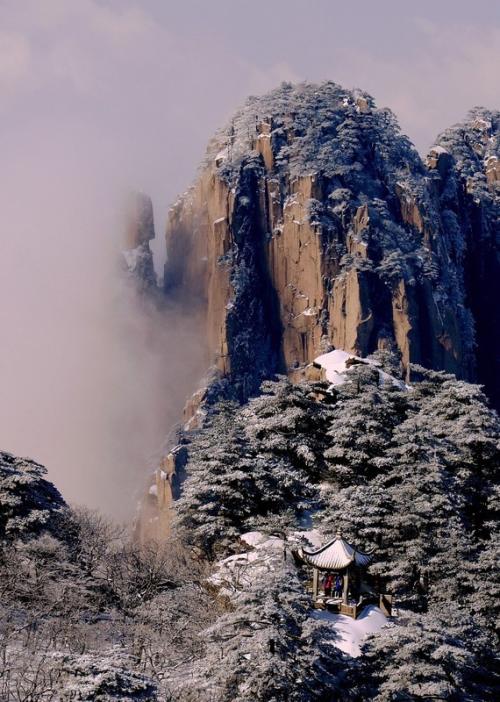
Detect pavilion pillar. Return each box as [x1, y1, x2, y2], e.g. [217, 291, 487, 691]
[312, 568, 319, 599]
[343, 568, 349, 603]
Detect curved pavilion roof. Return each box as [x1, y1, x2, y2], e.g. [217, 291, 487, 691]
[296, 533, 373, 571]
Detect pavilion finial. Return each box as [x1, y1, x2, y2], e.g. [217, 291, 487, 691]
[335, 529, 342, 539]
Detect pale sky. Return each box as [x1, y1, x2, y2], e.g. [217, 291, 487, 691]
[0, 0, 499, 513]
[1, 0, 499, 217]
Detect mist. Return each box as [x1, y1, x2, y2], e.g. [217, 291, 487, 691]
[0, 135, 208, 518]
[1, 0, 498, 517]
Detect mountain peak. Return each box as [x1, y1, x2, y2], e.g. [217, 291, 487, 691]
[165, 81, 499, 406]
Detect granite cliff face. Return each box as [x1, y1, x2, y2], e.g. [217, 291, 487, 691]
[164, 83, 499, 406]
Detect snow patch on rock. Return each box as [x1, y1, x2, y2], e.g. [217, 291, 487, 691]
[209, 532, 285, 599]
[289, 528, 323, 549]
[428, 145, 449, 156]
[314, 349, 407, 390]
[240, 531, 268, 547]
[122, 245, 145, 273]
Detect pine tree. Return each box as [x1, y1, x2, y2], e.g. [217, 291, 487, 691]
[358, 608, 498, 701]
[0, 450, 66, 540]
[176, 387, 322, 555]
[323, 365, 406, 488]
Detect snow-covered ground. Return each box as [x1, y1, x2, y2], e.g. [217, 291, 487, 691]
[311, 605, 389, 657]
[314, 349, 407, 389]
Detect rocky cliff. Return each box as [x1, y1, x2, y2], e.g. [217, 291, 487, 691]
[164, 82, 499, 406]
[428, 108, 500, 407]
[122, 191, 158, 293]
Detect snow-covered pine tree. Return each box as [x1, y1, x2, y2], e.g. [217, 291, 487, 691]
[185, 543, 347, 701]
[0, 450, 66, 540]
[357, 607, 498, 701]
[323, 364, 407, 488]
[176, 388, 321, 555]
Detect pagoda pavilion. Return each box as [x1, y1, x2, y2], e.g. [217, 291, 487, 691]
[294, 531, 392, 619]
